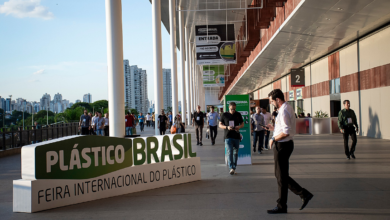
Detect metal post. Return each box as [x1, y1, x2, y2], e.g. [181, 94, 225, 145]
[105, 0, 126, 137]
[179, 9, 187, 124]
[169, 0, 179, 118]
[185, 27, 192, 125]
[152, 0, 164, 135]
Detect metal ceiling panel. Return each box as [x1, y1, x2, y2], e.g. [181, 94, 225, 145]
[226, 0, 390, 96]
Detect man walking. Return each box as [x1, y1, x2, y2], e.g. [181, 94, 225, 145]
[158, 109, 168, 135]
[219, 102, 244, 175]
[104, 113, 109, 136]
[261, 107, 272, 150]
[251, 106, 265, 154]
[193, 105, 205, 146]
[125, 111, 134, 136]
[138, 113, 145, 132]
[265, 89, 313, 214]
[207, 106, 220, 145]
[338, 100, 359, 159]
[79, 109, 91, 135]
[168, 112, 173, 131]
[146, 113, 152, 127]
[94, 112, 105, 136]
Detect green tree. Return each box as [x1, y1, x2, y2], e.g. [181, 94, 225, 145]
[70, 102, 92, 112]
[91, 100, 108, 111]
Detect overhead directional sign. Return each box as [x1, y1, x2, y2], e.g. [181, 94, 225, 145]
[195, 24, 236, 65]
[291, 68, 305, 87]
[203, 65, 225, 87]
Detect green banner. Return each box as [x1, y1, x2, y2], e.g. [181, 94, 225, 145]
[203, 65, 225, 87]
[30, 134, 195, 179]
[224, 94, 252, 165]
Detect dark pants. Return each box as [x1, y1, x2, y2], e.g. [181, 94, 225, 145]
[209, 125, 218, 143]
[81, 127, 89, 135]
[104, 126, 109, 136]
[146, 121, 150, 127]
[253, 130, 265, 152]
[264, 130, 270, 149]
[152, 121, 155, 128]
[140, 122, 144, 131]
[274, 141, 307, 209]
[195, 125, 203, 143]
[343, 126, 357, 157]
[159, 128, 166, 135]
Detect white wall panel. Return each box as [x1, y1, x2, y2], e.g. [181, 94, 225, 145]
[360, 88, 382, 138]
[261, 84, 272, 99]
[281, 76, 288, 93]
[379, 86, 390, 139]
[304, 65, 311, 87]
[311, 96, 330, 116]
[303, 98, 312, 116]
[360, 26, 390, 71]
[311, 58, 329, 85]
[340, 43, 358, 77]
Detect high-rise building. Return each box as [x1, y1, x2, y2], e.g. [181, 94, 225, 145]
[6, 98, 11, 112]
[40, 93, 51, 110]
[124, 60, 149, 114]
[75, 99, 81, 103]
[83, 93, 92, 103]
[0, 96, 5, 110]
[53, 93, 63, 113]
[162, 68, 172, 110]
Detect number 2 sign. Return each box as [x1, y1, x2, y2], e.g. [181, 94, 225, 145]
[291, 68, 305, 87]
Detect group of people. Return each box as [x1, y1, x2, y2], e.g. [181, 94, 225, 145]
[79, 109, 109, 136]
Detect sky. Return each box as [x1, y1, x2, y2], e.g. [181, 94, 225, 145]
[0, 0, 182, 103]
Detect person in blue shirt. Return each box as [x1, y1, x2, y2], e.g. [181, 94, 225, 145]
[138, 113, 145, 132]
[168, 112, 173, 131]
[207, 106, 220, 145]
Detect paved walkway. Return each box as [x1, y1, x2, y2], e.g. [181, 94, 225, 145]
[1, 125, 390, 219]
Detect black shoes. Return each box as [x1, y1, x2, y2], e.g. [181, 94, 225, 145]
[199, 142, 203, 146]
[300, 191, 314, 210]
[346, 156, 350, 160]
[267, 207, 287, 214]
[253, 148, 256, 153]
[196, 142, 199, 146]
[351, 154, 356, 159]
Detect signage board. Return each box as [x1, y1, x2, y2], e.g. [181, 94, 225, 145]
[296, 88, 302, 100]
[203, 65, 225, 87]
[195, 24, 236, 65]
[291, 68, 305, 87]
[224, 95, 252, 165]
[289, 91, 294, 101]
[14, 134, 200, 213]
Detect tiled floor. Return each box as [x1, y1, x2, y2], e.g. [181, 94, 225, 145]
[1, 125, 390, 219]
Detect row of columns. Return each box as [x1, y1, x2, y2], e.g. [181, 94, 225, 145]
[105, 0, 203, 137]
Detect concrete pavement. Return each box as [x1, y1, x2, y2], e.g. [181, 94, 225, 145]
[1, 125, 390, 219]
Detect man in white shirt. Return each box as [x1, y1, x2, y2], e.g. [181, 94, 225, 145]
[265, 89, 313, 214]
[261, 107, 272, 150]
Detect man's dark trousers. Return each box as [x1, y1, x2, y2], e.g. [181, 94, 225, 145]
[81, 127, 89, 135]
[264, 130, 270, 149]
[343, 126, 357, 157]
[209, 125, 218, 143]
[253, 130, 265, 152]
[195, 125, 203, 144]
[274, 141, 308, 209]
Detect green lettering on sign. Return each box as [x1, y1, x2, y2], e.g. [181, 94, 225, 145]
[161, 136, 173, 162]
[133, 138, 146, 165]
[146, 137, 159, 164]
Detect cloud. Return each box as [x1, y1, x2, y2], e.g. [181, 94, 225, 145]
[33, 69, 44, 75]
[0, 0, 54, 20]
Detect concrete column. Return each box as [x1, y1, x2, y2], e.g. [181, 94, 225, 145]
[169, 0, 178, 118]
[192, 49, 197, 110]
[185, 27, 191, 125]
[189, 42, 194, 123]
[152, 0, 163, 135]
[179, 9, 186, 123]
[105, 0, 125, 137]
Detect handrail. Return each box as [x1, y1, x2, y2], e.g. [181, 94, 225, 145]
[0, 122, 80, 151]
